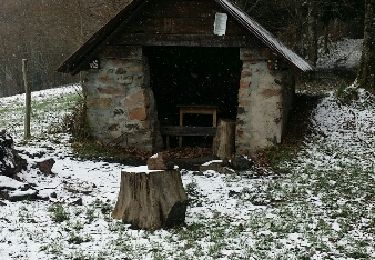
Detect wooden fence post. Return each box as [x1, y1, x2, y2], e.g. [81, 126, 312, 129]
[22, 59, 31, 140]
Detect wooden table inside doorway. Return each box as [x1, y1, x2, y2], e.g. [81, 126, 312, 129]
[177, 104, 218, 147]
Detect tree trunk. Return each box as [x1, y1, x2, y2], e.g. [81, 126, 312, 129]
[323, 23, 329, 54]
[306, 0, 318, 67]
[358, 0, 375, 91]
[213, 119, 235, 160]
[112, 168, 188, 230]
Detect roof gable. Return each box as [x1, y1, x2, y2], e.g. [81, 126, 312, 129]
[58, 0, 313, 74]
[217, 0, 312, 72]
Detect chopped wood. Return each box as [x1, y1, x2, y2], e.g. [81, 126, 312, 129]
[213, 119, 236, 160]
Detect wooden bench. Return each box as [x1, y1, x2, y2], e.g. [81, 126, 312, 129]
[177, 105, 218, 128]
[176, 104, 219, 147]
[160, 126, 217, 148]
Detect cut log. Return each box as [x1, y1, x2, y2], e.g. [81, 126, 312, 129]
[147, 152, 174, 170]
[112, 167, 188, 230]
[213, 119, 236, 160]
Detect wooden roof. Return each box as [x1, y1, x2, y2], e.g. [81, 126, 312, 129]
[58, 0, 313, 75]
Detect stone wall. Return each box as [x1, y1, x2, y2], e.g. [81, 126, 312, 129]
[83, 46, 161, 152]
[236, 48, 295, 154]
[83, 45, 294, 154]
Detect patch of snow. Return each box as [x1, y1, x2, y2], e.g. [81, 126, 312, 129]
[317, 38, 363, 70]
[8, 189, 38, 198]
[332, 221, 340, 232]
[201, 160, 223, 167]
[0, 176, 26, 190]
[123, 166, 179, 174]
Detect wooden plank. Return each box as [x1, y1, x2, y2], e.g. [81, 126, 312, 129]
[123, 17, 245, 35]
[161, 127, 217, 137]
[213, 120, 236, 160]
[144, 0, 219, 18]
[109, 0, 250, 46]
[113, 33, 256, 48]
[122, 15, 246, 35]
[101, 46, 142, 59]
[22, 59, 31, 140]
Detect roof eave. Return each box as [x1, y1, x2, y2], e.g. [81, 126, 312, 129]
[215, 0, 313, 72]
[58, 0, 148, 75]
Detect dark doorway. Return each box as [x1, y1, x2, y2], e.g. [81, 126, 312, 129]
[145, 47, 242, 147]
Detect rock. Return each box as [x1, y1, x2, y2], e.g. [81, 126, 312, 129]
[203, 171, 215, 178]
[148, 152, 174, 170]
[50, 192, 58, 199]
[230, 156, 255, 171]
[64, 182, 93, 194]
[0, 201, 7, 207]
[0, 130, 28, 177]
[200, 160, 223, 172]
[229, 190, 242, 198]
[6, 189, 39, 202]
[68, 197, 83, 206]
[0, 130, 13, 148]
[192, 171, 204, 176]
[222, 167, 237, 175]
[29, 183, 38, 188]
[22, 150, 45, 159]
[36, 159, 55, 175]
[37, 193, 50, 201]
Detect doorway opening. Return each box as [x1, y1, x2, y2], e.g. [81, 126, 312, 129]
[145, 47, 242, 148]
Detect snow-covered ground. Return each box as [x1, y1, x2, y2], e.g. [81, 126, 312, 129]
[317, 38, 363, 70]
[0, 85, 374, 259]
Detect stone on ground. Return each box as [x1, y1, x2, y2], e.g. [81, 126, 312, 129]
[0, 130, 27, 177]
[148, 152, 174, 170]
[36, 158, 55, 175]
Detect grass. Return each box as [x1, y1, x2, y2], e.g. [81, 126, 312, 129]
[71, 140, 148, 165]
[49, 204, 70, 223]
[0, 87, 80, 139]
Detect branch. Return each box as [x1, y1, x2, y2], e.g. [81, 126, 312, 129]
[248, 0, 263, 13]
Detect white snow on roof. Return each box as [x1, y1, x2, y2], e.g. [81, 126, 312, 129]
[218, 0, 313, 72]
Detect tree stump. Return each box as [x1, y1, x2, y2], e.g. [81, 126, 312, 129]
[213, 119, 236, 160]
[112, 167, 188, 230]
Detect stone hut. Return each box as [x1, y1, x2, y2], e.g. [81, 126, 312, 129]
[59, 0, 312, 154]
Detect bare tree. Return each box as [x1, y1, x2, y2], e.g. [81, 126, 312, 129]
[0, 0, 130, 97]
[358, 0, 375, 91]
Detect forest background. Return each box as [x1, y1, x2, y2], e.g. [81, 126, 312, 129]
[0, 0, 365, 97]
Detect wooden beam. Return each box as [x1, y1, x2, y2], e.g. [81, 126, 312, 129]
[113, 33, 255, 48]
[161, 127, 217, 137]
[22, 59, 31, 140]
